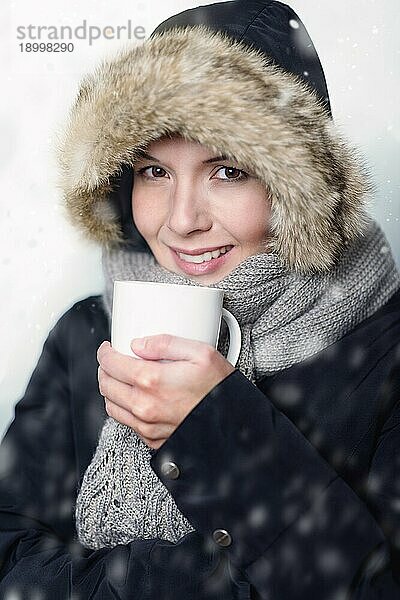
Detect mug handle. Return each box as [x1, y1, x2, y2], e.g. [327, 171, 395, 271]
[222, 308, 242, 367]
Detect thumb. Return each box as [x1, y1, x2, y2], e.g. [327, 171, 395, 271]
[130, 334, 203, 361]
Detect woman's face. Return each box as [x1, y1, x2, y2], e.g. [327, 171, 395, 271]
[131, 136, 271, 285]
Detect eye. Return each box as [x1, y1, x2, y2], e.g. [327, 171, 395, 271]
[136, 166, 168, 179]
[214, 167, 248, 181]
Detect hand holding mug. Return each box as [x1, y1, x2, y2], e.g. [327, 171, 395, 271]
[100, 280, 242, 448]
[111, 280, 241, 364]
[97, 334, 235, 449]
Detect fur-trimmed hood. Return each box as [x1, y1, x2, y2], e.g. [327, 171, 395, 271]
[57, 1, 371, 273]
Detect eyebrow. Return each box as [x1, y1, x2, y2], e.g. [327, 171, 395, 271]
[203, 154, 230, 164]
[135, 151, 231, 164]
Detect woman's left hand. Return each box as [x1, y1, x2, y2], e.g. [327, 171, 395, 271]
[97, 335, 235, 449]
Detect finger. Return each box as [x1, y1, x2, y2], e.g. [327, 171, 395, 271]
[104, 398, 173, 442]
[131, 334, 213, 362]
[104, 397, 135, 427]
[99, 367, 171, 424]
[98, 343, 164, 387]
[98, 366, 134, 413]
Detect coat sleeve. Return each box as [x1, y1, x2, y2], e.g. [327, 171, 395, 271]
[0, 311, 228, 600]
[150, 367, 400, 599]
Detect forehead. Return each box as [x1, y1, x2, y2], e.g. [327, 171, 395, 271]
[146, 135, 209, 155]
[136, 136, 232, 167]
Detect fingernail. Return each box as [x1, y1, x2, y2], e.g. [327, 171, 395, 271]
[131, 338, 145, 349]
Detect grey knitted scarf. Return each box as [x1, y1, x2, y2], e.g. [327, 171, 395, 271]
[75, 219, 400, 549]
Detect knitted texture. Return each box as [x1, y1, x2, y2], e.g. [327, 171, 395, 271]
[75, 418, 194, 549]
[75, 218, 400, 549]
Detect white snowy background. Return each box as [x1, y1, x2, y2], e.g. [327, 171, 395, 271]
[1, 0, 399, 438]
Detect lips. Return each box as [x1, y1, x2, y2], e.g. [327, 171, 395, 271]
[169, 244, 235, 276]
[170, 244, 233, 256]
[176, 245, 233, 263]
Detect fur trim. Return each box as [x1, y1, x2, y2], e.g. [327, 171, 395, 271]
[57, 25, 372, 273]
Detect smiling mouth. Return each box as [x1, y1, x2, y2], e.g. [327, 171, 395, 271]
[175, 245, 234, 263]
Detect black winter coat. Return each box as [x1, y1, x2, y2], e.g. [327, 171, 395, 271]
[0, 289, 400, 599]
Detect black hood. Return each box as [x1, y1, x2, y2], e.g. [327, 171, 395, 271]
[152, 0, 331, 115]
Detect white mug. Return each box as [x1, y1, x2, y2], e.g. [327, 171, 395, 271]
[111, 281, 242, 366]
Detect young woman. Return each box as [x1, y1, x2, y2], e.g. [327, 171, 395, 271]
[1, 1, 399, 598]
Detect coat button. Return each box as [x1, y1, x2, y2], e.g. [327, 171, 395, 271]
[160, 461, 180, 480]
[212, 529, 232, 547]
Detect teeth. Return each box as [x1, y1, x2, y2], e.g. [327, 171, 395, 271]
[178, 245, 232, 263]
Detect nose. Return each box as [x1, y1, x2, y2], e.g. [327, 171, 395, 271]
[167, 179, 212, 236]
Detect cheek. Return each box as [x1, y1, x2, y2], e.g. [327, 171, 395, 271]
[131, 194, 146, 234]
[131, 190, 165, 238]
[225, 192, 270, 242]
